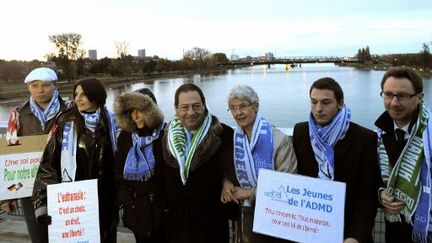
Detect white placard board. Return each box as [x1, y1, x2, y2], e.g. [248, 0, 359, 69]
[253, 169, 346, 243]
[48, 179, 100, 243]
[0, 135, 47, 200]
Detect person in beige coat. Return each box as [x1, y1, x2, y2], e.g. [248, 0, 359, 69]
[221, 85, 297, 243]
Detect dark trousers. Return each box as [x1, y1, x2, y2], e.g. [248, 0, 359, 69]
[133, 229, 166, 243]
[22, 197, 48, 243]
[385, 219, 414, 243]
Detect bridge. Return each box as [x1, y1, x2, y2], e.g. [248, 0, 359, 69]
[217, 56, 364, 66]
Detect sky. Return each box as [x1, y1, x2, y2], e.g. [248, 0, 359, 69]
[0, 0, 431, 61]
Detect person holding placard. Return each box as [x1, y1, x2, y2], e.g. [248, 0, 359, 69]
[292, 77, 379, 243]
[222, 85, 298, 242]
[113, 89, 167, 243]
[32, 78, 118, 243]
[1, 67, 67, 243]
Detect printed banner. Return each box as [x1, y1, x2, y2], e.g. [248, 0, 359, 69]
[48, 179, 100, 243]
[253, 169, 346, 243]
[0, 135, 47, 200]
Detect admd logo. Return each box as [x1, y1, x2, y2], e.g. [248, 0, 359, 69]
[264, 185, 288, 203]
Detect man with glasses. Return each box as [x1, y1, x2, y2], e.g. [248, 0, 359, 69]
[161, 83, 234, 243]
[375, 67, 431, 243]
[292, 77, 379, 243]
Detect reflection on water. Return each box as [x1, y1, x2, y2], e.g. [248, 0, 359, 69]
[1, 64, 431, 130]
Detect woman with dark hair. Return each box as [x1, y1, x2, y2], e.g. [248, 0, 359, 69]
[114, 90, 166, 243]
[32, 78, 119, 243]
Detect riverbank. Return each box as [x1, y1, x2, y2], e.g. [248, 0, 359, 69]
[0, 67, 230, 104]
[337, 62, 432, 77]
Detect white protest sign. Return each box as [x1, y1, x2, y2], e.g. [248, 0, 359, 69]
[253, 169, 346, 243]
[0, 135, 47, 200]
[48, 179, 100, 243]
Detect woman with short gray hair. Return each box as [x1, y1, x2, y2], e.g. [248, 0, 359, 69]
[222, 85, 298, 242]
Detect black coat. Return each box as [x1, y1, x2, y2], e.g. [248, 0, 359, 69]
[32, 107, 118, 243]
[293, 122, 380, 242]
[161, 118, 233, 243]
[115, 128, 166, 240]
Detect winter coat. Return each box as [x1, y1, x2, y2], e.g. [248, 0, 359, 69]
[293, 121, 379, 242]
[113, 92, 166, 240]
[162, 116, 233, 243]
[32, 106, 118, 243]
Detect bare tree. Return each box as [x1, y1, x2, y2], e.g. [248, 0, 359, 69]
[115, 41, 130, 59]
[48, 33, 85, 60]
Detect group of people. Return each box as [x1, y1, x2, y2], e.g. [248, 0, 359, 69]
[0, 66, 430, 243]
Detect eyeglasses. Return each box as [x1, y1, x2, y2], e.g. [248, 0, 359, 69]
[227, 103, 253, 112]
[380, 91, 417, 101]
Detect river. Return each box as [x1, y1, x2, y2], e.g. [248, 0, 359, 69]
[1, 64, 431, 130]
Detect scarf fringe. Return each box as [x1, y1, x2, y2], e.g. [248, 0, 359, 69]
[412, 232, 429, 243]
[123, 168, 154, 182]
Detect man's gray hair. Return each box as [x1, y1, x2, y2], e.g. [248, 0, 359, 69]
[227, 85, 259, 104]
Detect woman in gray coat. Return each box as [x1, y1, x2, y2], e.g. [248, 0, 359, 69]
[221, 85, 297, 243]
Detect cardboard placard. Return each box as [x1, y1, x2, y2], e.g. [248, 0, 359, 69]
[253, 169, 346, 243]
[48, 179, 100, 243]
[0, 135, 47, 200]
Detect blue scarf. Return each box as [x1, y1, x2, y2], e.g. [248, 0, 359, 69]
[61, 108, 118, 182]
[29, 90, 60, 131]
[308, 105, 351, 180]
[234, 115, 274, 189]
[80, 108, 100, 133]
[124, 123, 165, 181]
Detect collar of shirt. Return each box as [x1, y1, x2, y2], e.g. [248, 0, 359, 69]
[393, 121, 409, 140]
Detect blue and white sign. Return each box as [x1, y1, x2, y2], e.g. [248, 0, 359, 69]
[253, 169, 346, 243]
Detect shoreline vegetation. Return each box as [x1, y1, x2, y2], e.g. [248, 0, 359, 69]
[337, 62, 432, 77]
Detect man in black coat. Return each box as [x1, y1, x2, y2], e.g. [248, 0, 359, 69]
[375, 67, 430, 243]
[161, 83, 233, 243]
[292, 77, 379, 243]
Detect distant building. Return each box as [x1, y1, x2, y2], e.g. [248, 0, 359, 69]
[138, 49, 146, 59]
[88, 50, 97, 60]
[230, 54, 239, 61]
[265, 52, 274, 61]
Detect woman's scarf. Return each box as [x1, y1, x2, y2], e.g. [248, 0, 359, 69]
[61, 108, 118, 182]
[80, 108, 100, 133]
[167, 112, 212, 185]
[123, 122, 166, 181]
[308, 105, 351, 180]
[233, 115, 274, 189]
[377, 103, 432, 242]
[29, 90, 60, 131]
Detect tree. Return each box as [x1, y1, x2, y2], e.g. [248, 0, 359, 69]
[115, 41, 130, 59]
[209, 53, 228, 64]
[356, 46, 372, 62]
[49, 33, 85, 60]
[183, 47, 211, 68]
[419, 42, 432, 68]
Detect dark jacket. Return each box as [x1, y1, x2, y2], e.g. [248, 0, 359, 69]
[375, 111, 416, 243]
[17, 97, 67, 136]
[293, 122, 380, 243]
[161, 116, 233, 243]
[32, 106, 117, 243]
[115, 128, 166, 239]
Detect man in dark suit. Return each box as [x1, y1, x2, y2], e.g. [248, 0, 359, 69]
[292, 77, 379, 243]
[375, 67, 430, 243]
